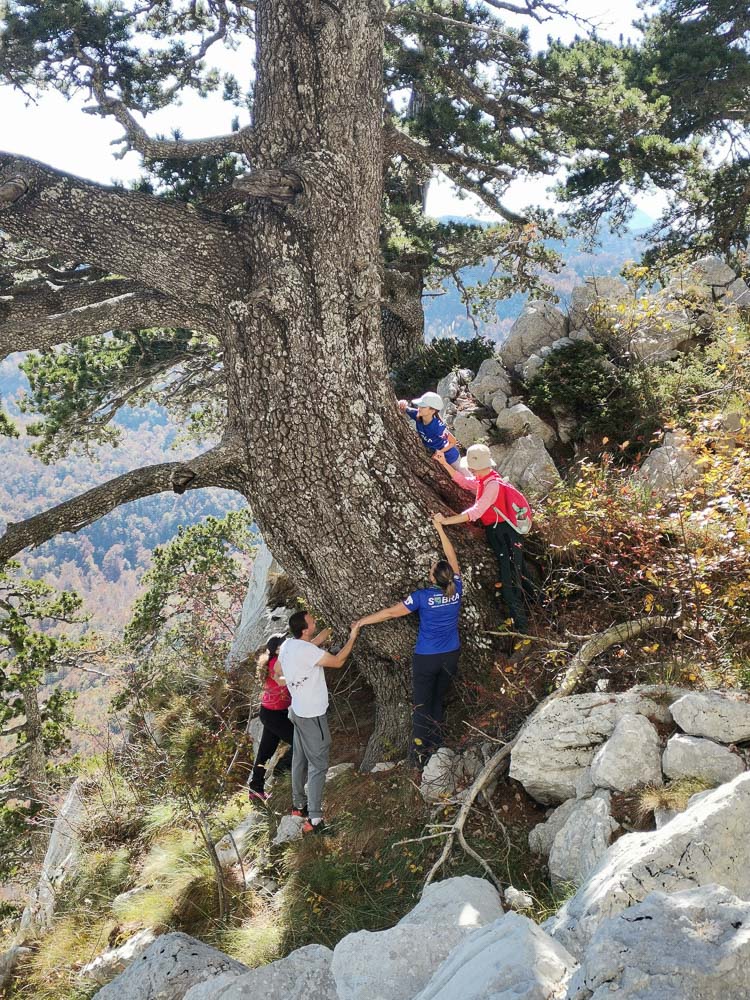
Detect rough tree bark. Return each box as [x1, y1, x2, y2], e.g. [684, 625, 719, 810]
[0, 1, 502, 766]
[21, 685, 50, 866]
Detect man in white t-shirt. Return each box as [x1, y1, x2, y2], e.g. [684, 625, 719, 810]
[279, 610, 360, 832]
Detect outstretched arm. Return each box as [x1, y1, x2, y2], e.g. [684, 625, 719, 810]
[432, 516, 460, 576]
[354, 603, 412, 628]
[317, 626, 360, 670]
[310, 627, 332, 647]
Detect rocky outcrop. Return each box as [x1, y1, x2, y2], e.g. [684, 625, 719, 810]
[467, 358, 511, 407]
[182, 944, 337, 1000]
[662, 733, 744, 785]
[496, 434, 561, 498]
[411, 912, 576, 1000]
[331, 877, 503, 1000]
[565, 885, 750, 1000]
[509, 688, 676, 804]
[588, 714, 663, 792]
[547, 791, 619, 891]
[634, 431, 699, 492]
[495, 403, 556, 449]
[92, 932, 249, 1000]
[670, 690, 750, 742]
[544, 772, 750, 958]
[500, 301, 568, 369]
[81, 929, 158, 987]
[18, 778, 88, 943]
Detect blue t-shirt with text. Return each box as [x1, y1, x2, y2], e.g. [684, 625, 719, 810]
[405, 407, 460, 465]
[403, 574, 463, 655]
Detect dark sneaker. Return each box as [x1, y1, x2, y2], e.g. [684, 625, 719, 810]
[301, 818, 331, 835]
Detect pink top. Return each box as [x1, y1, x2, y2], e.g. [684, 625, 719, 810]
[452, 469, 501, 522]
[260, 655, 291, 711]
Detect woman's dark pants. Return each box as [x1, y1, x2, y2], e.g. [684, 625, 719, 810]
[248, 705, 294, 793]
[411, 649, 460, 766]
[485, 521, 529, 630]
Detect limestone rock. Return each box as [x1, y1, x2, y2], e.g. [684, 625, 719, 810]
[468, 358, 511, 406]
[721, 276, 750, 308]
[272, 815, 304, 846]
[501, 301, 568, 369]
[548, 791, 619, 891]
[520, 353, 546, 382]
[544, 772, 750, 958]
[565, 885, 750, 1000]
[452, 413, 487, 449]
[214, 812, 266, 869]
[628, 293, 696, 362]
[510, 689, 677, 805]
[436, 371, 461, 402]
[371, 762, 396, 773]
[18, 778, 88, 943]
[670, 691, 750, 742]
[552, 406, 578, 445]
[326, 762, 355, 781]
[411, 912, 576, 1000]
[495, 403, 556, 449]
[183, 944, 337, 1000]
[92, 932, 248, 1000]
[528, 799, 578, 857]
[653, 806, 678, 829]
[504, 887, 535, 912]
[420, 747, 481, 803]
[569, 277, 630, 331]
[634, 431, 699, 492]
[81, 929, 158, 987]
[662, 733, 744, 785]
[489, 388, 508, 414]
[496, 434, 561, 499]
[575, 768, 595, 800]
[589, 714, 663, 792]
[331, 876, 503, 1000]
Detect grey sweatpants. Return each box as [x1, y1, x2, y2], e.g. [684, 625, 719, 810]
[289, 708, 331, 821]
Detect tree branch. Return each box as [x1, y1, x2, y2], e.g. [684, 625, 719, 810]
[0, 153, 245, 304]
[0, 439, 246, 566]
[0, 277, 199, 360]
[384, 123, 512, 183]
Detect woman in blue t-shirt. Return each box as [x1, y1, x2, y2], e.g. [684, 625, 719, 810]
[353, 516, 462, 767]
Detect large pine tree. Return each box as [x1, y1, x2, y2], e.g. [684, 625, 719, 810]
[0, 1, 663, 761]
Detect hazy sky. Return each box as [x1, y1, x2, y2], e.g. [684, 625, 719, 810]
[0, 0, 661, 219]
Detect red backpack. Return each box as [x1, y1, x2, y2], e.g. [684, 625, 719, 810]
[491, 478, 533, 535]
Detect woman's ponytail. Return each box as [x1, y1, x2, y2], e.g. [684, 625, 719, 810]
[433, 560, 456, 598]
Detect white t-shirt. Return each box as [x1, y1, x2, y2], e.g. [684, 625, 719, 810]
[278, 638, 328, 718]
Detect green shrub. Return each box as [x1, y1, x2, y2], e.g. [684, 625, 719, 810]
[527, 341, 661, 457]
[392, 336, 495, 399]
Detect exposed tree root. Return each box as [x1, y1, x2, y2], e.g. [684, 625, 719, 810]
[422, 613, 680, 895]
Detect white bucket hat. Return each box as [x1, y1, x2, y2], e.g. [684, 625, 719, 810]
[411, 391, 444, 410]
[466, 443, 496, 470]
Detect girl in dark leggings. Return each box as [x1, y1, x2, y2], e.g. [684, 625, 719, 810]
[247, 634, 295, 801]
[354, 517, 462, 768]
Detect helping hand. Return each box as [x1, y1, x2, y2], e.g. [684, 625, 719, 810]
[433, 450, 447, 464]
[432, 512, 446, 526]
[397, 399, 408, 412]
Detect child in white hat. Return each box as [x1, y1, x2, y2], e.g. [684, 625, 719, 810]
[398, 391, 461, 468]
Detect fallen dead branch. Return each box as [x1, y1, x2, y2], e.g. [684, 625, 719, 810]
[423, 612, 680, 894]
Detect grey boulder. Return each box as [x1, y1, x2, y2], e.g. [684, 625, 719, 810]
[589, 714, 663, 792]
[662, 733, 744, 785]
[501, 301, 568, 369]
[495, 403, 556, 449]
[565, 885, 750, 1000]
[510, 689, 676, 805]
[92, 932, 248, 1000]
[545, 772, 750, 958]
[496, 434, 561, 499]
[412, 912, 577, 1000]
[548, 791, 619, 891]
[331, 876, 503, 1000]
[182, 944, 336, 1000]
[670, 691, 750, 742]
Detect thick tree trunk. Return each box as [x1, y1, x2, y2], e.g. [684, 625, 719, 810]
[220, 1, 499, 763]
